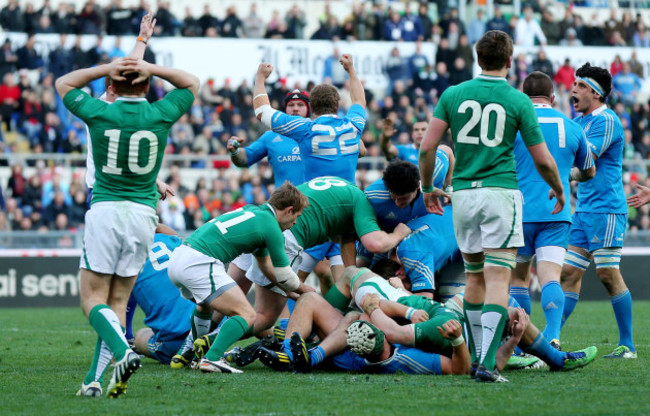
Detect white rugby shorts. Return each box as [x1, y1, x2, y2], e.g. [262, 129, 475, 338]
[452, 188, 524, 254]
[80, 201, 157, 277]
[246, 230, 303, 296]
[167, 244, 237, 305]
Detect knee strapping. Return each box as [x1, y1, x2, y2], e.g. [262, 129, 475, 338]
[564, 250, 590, 271]
[463, 260, 484, 274]
[593, 248, 622, 269]
[485, 252, 516, 270]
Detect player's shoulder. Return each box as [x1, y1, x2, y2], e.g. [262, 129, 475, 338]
[364, 179, 391, 201]
[154, 233, 182, 250]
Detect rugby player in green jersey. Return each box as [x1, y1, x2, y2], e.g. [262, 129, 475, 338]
[57, 50, 199, 396]
[167, 183, 311, 374]
[418, 30, 564, 382]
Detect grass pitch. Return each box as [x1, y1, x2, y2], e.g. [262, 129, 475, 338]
[1, 301, 649, 416]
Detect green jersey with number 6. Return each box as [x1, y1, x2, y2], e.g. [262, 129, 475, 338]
[63, 88, 194, 209]
[433, 75, 544, 191]
[185, 204, 289, 267]
[291, 177, 381, 248]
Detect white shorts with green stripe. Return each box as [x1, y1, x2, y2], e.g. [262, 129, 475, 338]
[80, 201, 157, 277]
[245, 230, 303, 296]
[167, 244, 236, 305]
[452, 188, 524, 254]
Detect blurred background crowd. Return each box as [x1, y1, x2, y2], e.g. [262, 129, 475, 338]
[0, 0, 650, 243]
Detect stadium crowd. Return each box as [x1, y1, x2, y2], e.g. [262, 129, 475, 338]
[0, 0, 650, 237]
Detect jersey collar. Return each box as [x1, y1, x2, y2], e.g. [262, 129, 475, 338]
[115, 97, 148, 102]
[477, 74, 508, 82]
[592, 104, 608, 116]
[533, 103, 552, 108]
[265, 202, 277, 217]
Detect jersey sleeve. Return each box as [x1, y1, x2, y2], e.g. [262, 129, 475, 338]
[433, 149, 449, 188]
[153, 88, 194, 122]
[269, 111, 312, 142]
[244, 132, 272, 166]
[518, 99, 545, 147]
[397, 244, 435, 292]
[62, 89, 107, 123]
[352, 193, 382, 237]
[346, 104, 368, 133]
[264, 227, 290, 268]
[585, 114, 616, 158]
[572, 124, 595, 171]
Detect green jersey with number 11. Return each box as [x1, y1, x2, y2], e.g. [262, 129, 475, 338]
[63, 88, 194, 209]
[433, 75, 544, 191]
[185, 204, 289, 267]
[291, 177, 381, 248]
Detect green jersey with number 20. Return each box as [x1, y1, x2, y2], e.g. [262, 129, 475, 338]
[63, 88, 194, 209]
[291, 177, 381, 248]
[433, 75, 544, 191]
[185, 203, 289, 267]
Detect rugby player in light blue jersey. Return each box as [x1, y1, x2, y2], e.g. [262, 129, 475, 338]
[379, 117, 455, 175]
[560, 63, 636, 359]
[510, 72, 595, 347]
[253, 55, 365, 184]
[228, 90, 309, 188]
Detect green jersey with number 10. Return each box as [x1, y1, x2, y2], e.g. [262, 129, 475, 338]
[63, 88, 194, 209]
[291, 177, 381, 248]
[185, 204, 289, 267]
[433, 75, 544, 191]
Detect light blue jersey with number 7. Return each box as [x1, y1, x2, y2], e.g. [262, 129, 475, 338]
[268, 104, 367, 182]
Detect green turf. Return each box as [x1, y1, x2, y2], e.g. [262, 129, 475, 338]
[1, 302, 649, 416]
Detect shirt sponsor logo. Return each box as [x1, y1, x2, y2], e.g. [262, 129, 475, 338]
[277, 155, 302, 163]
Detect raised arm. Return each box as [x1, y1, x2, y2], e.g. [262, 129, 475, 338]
[227, 136, 248, 167]
[379, 118, 399, 160]
[340, 54, 365, 108]
[128, 11, 156, 59]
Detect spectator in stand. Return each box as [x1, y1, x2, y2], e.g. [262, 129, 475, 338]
[76, 2, 102, 35]
[582, 13, 605, 46]
[611, 55, 624, 77]
[43, 190, 69, 228]
[35, 13, 55, 34]
[370, 2, 386, 40]
[628, 51, 644, 79]
[621, 11, 636, 44]
[435, 37, 454, 72]
[285, 4, 306, 39]
[323, 47, 347, 88]
[558, 8, 576, 41]
[611, 31, 628, 47]
[407, 40, 429, 87]
[221, 5, 243, 38]
[401, 2, 423, 41]
[604, 9, 624, 45]
[182, 6, 200, 37]
[52, 2, 74, 33]
[0, 72, 20, 131]
[532, 49, 554, 79]
[636, 132, 650, 159]
[39, 112, 64, 153]
[418, 2, 433, 41]
[439, 7, 465, 38]
[554, 58, 575, 91]
[541, 8, 561, 45]
[633, 22, 650, 48]
[16, 34, 44, 79]
[385, 46, 407, 95]
[242, 3, 265, 38]
[515, 4, 547, 46]
[446, 21, 461, 49]
[450, 56, 472, 86]
[154, 1, 178, 37]
[559, 27, 583, 46]
[487, 6, 510, 37]
[7, 163, 25, 201]
[467, 8, 486, 45]
[266, 19, 292, 39]
[48, 34, 71, 80]
[160, 195, 186, 232]
[431, 61, 451, 100]
[613, 62, 643, 107]
[0, 0, 24, 32]
[106, 0, 132, 35]
[0, 39, 18, 82]
[22, 174, 42, 213]
[22, 2, 40, 33]
[455, 34, 474, 70]
[311, 15, 341, 40]
[198, 4, 219, 37]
